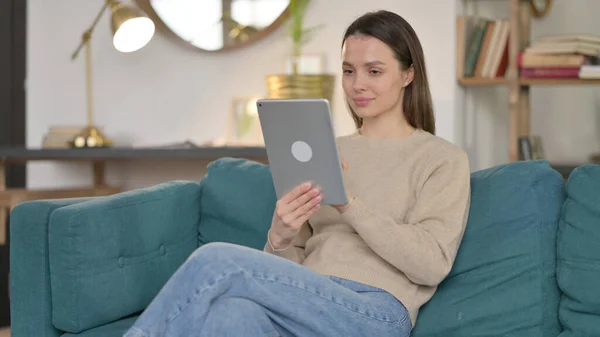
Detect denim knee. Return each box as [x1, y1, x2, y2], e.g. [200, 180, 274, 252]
[192, 242, 242, 257]
[185, 242, 247, 268]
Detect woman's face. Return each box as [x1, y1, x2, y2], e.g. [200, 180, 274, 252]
[341, 35, 412, 122]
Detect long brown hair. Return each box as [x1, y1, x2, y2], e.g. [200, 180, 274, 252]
[342, 10, 435, 134]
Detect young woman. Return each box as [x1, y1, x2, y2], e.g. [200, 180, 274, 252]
[124, 9, 471, 337]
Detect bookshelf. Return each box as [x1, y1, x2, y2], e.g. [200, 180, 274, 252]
[460, 78, 600, 86]
[519, 78, 600, 85]
[459, 78, 509, 86]
[457, 0, 600, 162]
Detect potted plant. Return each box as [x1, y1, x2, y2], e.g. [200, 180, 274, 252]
[266, 0, 335, 103]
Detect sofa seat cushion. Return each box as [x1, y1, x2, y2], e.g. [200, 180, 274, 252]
[198, 157, 276, 250]
[557, 164, 600, 337]
[412, 160, 565, 337]
[61, 316, 138, 337]
[48, 181, 201, 333]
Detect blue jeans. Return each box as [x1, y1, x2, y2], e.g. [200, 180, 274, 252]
[123, 242, 411, 337]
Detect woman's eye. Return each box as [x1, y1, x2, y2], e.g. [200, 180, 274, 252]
[343, 69, 353, 74]
[370, 70, 381, 75]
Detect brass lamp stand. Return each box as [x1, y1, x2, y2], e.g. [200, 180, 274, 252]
[70, 0, 154, 148]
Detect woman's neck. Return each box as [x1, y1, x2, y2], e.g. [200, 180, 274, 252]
[360, 113, 415, 139]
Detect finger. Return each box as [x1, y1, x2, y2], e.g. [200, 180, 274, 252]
[295, 202, 321, 225]
[277, 181, 321, 221]
[276, 186, 317, 217]
[281, 192, 321, 226]
[280, 182, 312, 204]
[341, 158, 348, 171]
[286, 187, 320, 213]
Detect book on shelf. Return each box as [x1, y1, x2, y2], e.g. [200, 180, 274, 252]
[520, 34, 600, 79]
[526, 34, 600, 56]
[457, 15, 510, 80]
[42, 126, 89, 148]
[520, 67, 580, 78]
[579, 65, 600, 79]
[519, 135, 544, 161]
[535, 34, 600, 45]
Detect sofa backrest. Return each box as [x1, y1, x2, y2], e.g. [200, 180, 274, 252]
[557, 164, 600, 337]
[198, 158, 573, 337]
[412, 160, 565, 337]
[198, 157, 277, 250]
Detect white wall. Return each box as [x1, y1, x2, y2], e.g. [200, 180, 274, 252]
[459, 0, 600, 169]
[26, 0, 459, 190]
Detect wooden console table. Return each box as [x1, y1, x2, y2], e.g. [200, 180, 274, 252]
[0, 146, 267, 245]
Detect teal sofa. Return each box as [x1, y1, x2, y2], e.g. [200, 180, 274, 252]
[9, 158, 600, 337]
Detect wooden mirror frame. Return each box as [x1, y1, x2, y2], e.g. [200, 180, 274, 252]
[134, 0, 291, 52]
[529, 0, 552, 18]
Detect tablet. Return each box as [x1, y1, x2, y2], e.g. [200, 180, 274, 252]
[257, 98, 348, 206]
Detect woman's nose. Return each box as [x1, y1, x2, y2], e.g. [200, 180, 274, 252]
[352, 75, 367, 92]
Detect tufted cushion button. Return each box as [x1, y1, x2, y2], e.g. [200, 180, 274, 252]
[159, 245, 166, 256]
[117, 257, 124, 269]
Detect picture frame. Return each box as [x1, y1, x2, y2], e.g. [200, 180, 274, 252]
[285, 53, 325, 75]
[224, 96, 264, 146]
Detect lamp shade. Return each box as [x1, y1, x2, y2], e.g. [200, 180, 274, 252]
[110, 3, 155, 53]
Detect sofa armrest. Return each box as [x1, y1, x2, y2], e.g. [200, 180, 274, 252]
[47, 180, 201, 334]
[10, 181, 202, 336]
[10, 197, 95, 337]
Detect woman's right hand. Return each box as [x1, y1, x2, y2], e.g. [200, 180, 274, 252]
[268, 182, 322, 249]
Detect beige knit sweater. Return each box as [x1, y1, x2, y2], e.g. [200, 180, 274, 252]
[264, 128, 471, 327]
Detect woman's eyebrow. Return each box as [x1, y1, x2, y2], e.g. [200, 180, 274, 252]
[342, 60, 386, 67]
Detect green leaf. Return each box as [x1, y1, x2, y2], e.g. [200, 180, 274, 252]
[285, 0, 325, 56]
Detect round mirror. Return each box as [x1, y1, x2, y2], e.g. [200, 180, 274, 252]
[134, 0, 290, 52]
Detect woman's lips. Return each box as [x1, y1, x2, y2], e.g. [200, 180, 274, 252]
[354, 98, 373, 107]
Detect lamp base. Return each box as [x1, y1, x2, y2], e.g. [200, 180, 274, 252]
[69, 126, 114, 148]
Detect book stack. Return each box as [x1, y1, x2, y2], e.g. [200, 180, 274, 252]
[457, 16, 510, 79]
[520, 34, 600, 79]
[42, 126, 87, 148]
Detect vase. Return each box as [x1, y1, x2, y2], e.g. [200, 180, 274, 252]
[265, 74, 335, 105]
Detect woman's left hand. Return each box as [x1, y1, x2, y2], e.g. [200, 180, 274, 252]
[333, 157, 354, 213]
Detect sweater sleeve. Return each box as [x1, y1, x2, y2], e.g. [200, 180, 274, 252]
[341, 152, 471, 287]
[264, 221, 313, 264]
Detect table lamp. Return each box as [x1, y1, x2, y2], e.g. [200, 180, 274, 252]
[70, 0, 155, 148]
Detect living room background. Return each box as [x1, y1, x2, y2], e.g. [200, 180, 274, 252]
[25, 0, 600, 191]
